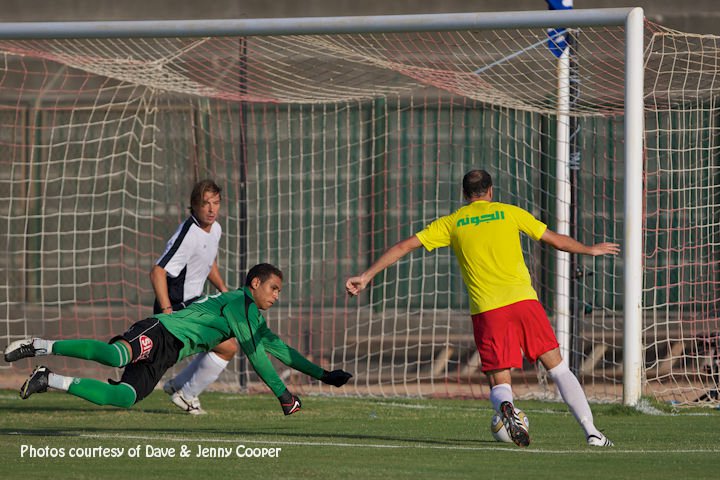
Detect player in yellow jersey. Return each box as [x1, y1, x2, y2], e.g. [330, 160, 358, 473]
[346, 169, 619, 448]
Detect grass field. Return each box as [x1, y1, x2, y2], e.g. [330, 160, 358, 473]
[0, 389, 718, 480]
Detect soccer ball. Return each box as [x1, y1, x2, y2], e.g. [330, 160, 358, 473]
[490, 408, 530, 443]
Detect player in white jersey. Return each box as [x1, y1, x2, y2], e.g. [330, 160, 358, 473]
[150, 179, 235, 414]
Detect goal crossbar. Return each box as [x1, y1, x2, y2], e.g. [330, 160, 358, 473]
[0, 9, 636, 39]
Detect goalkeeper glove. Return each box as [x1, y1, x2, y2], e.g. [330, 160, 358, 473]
[320, 369, 353, 387]
[278, 389, 302, 415]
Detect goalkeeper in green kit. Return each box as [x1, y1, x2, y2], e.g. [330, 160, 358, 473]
[4, 263, 352, 415]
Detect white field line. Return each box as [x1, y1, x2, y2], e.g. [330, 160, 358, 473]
[368, 401, 718, 416]
[8, 432, 712, 455]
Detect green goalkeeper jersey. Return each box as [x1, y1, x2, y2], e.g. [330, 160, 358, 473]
[156, 287, 324, 396]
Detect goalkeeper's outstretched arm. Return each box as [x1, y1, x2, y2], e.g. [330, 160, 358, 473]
[261, 324, 352, 387]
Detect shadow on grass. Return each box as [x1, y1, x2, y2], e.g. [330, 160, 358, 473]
[0, 392, 502, 447]
[0, 402, 183, 415]
[0, 425, 499, 447]
[0, 428, 82, 437]
[0, 404, 118, 413]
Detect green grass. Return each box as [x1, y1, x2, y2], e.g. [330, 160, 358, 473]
[0, 389, 718, 479]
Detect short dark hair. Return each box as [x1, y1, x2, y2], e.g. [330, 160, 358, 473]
[189, 179, 222, 213]
[245, 263, 283, 286]
[462, 169, 492, 198]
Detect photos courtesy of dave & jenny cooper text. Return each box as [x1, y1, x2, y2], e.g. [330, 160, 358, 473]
[20, 443, 283, 459]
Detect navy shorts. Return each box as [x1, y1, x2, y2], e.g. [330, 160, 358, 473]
[110, 317, 184, 404]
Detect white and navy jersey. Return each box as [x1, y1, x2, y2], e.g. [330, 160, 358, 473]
[155, 216, 222, 305]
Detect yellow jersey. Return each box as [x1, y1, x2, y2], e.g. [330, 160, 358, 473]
[415, 200, 547, 314]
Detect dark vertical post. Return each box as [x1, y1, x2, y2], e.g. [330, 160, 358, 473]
[237, 36, 249, 389]
[568, 31, 583, 374]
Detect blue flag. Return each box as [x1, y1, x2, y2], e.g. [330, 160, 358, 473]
[545, 0, 573, 58]
[546, 0, 572, 9]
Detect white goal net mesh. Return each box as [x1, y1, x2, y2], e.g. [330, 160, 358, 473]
[1, 20, 718, 405]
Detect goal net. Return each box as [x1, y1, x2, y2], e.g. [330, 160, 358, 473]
[1, 13, 718, 406]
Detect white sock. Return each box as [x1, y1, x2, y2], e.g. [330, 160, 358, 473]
[489, 383, 514, 413]
[177, 351, 229, 399]
[547, 361, 600, 438]
[47, 373, 73, 391]
[172, 352, 207, 390]
[33, 338, 55, 355]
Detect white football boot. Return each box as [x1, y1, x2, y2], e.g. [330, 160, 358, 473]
[163, 378, 207, 415]
[587, 433, 614, 447]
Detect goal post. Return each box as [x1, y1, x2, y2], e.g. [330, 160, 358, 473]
[1, 8, 696, 407]
[622, 7, 645, 407]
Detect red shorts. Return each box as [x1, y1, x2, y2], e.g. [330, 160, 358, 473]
[471, 299, 559, 372]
